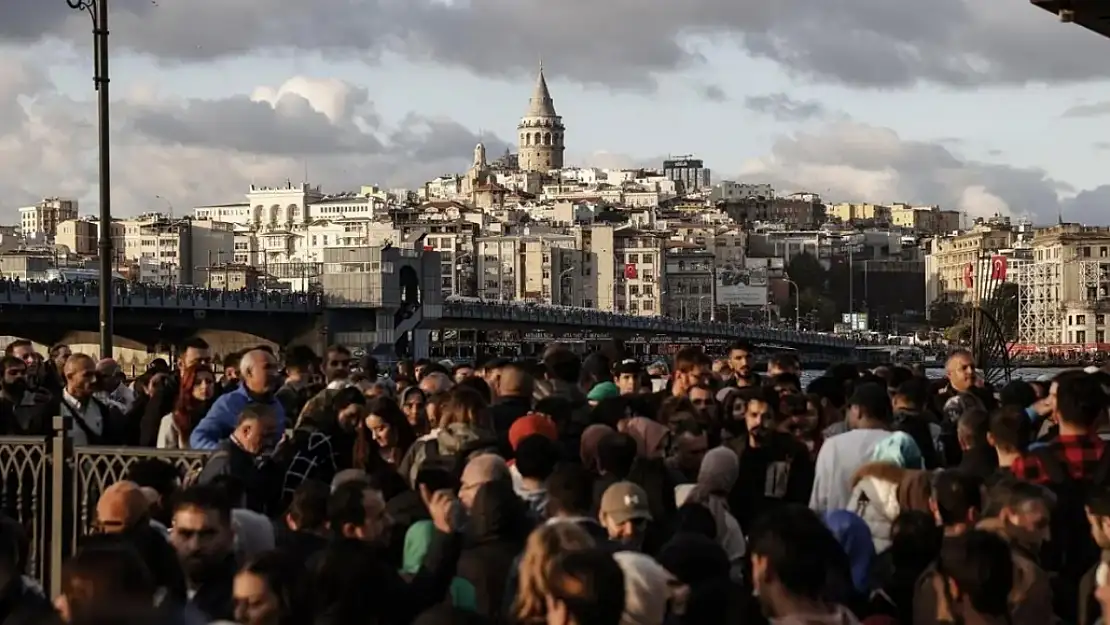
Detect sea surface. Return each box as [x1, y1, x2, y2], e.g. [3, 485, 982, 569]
[797, 367, 1072, 385]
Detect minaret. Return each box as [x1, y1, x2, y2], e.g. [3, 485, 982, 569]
[517, 65, 565, 173]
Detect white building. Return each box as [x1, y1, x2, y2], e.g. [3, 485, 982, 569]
[20, 198, 78, 239]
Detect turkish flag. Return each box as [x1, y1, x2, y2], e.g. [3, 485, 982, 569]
[991, 255, 1008, 281]
[963, 263, 974, 289]
[624, 264, 638, 280]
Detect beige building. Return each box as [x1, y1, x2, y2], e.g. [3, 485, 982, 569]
[1017, 224, 1110, 346]
[56, 219, 99, 255]
[476, 233, 578, 304]
[890, 204, 961, 234]
[924, 224, 1017, 308]
[20, 198, 78, 239]
[517, 67, 565, 173]
[828, 203, 892, 224]
[110, 216, 236, 285]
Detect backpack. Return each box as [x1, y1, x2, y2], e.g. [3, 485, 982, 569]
[1032, 444, 1110, 622]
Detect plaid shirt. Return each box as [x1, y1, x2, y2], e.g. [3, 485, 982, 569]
[1010, 433, 1106, 484]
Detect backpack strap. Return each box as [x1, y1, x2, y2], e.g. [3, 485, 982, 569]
[1032, 446, 1069, 484]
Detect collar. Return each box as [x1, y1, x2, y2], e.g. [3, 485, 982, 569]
[63, 389, 92, 410]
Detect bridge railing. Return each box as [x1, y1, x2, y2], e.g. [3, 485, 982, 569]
[0, 417, 210, 599]
[442, 301, 855, 348]
[0, 281, 322, 311]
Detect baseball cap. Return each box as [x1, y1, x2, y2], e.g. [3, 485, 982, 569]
[614, 359, 642, 376]
[599, 481, 652, 525]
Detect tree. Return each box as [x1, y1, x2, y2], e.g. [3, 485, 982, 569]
[785, 252, 827, 294]
[928, 298, 964, 329]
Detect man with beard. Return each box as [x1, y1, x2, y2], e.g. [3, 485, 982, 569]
[749, 505, 861, 625]
[727, 341, 759, 389]
[168, 485, 238, 622]
[727, 388, 814, 534]
[0, 355, 51, 436]
[598, 481, 653, 551]
[1080, 485, 1110, 625]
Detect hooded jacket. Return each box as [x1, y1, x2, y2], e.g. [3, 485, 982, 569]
[455, 480, 532, 621]
[846, 462, 933, 552]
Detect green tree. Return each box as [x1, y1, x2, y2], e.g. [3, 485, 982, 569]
[785, 252, 827, 294]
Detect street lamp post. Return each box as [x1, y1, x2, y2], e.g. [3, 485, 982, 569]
[68, 0, 113, 359]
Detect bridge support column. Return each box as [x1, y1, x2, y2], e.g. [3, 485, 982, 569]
[411, 329, 431, 360]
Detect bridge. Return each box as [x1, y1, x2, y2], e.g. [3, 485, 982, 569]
[0, 282, 854, 357]
[1030, 0, 1110, 38]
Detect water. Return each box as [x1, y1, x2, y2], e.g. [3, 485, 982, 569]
[798, 367, 1071, 386]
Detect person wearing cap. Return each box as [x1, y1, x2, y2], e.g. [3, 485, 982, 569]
[613, 360, 642, 396]
[587, 381, 620, 406]
[811, 382, 908, 513]
[598, 481, 653, 551]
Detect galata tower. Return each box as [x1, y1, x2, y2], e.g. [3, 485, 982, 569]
[517, 66, 565, 173]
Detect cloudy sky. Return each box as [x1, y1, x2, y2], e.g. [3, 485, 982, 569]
[2, 0, 1110, 225]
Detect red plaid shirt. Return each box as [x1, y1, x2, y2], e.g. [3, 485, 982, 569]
[1010, 434, 1106, 484]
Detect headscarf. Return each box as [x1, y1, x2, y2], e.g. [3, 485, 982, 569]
[821, 510, 875, 595]
[870, 432, 924, 469]
[680, 448, 740, 540]
[613, 551, 678, 625]
[579, 424, 615, 472]
[401, 520, 478, 611]
[509, 413, 558, 451]
[622, 417, 669, 460]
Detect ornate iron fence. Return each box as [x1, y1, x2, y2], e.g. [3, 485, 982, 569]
[0, 417, 210, 598]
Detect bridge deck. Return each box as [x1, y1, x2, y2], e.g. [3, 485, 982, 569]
[1031, 1, 1110, 38]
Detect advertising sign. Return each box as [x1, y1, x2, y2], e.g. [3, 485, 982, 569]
[716, 264, 768, 307]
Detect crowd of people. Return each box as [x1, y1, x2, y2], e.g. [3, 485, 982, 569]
[0, 336, 1109, 625]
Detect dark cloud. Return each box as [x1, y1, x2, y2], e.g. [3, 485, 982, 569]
[740, 121, 1106, 225]
[744, 93, 826, 122]
[700, 85, 728, 102]
[0, 65, 503, 219]
[1062, 101, 1110, 118]
[128, 94, 381, 155]
[2, 0, 1109, 90]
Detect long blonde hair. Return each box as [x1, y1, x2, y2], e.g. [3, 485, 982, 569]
[513, 523, 595, 623]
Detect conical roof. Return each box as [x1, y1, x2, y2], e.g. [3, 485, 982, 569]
[525, 67, 557, 117]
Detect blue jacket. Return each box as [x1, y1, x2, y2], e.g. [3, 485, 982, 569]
[190, 384, 285, 450]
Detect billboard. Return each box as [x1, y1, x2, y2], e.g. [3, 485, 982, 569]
[716, 264, 768, 306]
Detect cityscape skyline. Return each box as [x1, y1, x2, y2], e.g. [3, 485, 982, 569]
[3, 1, 1110, 225]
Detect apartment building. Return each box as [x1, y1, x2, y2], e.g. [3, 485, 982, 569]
[923, 223, 1017, 307]
[475, 233, 578, 303]
[889, 204, 961, 235]
[1017, 224, 1110, 346]
[20, 198, 78, 239]
[663, 243, 715, 320]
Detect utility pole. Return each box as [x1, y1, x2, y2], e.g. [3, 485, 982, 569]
[68, 0, 114, 358]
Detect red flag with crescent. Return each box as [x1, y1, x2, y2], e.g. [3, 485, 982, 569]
[624, 264, 638, 280]
[991, 255, 1008, 281]
[963, 263, 974, 289]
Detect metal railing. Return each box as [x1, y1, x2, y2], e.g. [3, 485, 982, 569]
[0, 417, 210, 598]
[0, 281, 323, 311]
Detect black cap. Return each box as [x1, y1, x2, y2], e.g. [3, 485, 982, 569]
[614, 359, 642, 376]
[848, 382, 893, 421]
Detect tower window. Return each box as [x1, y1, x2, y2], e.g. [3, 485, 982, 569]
[544, 133, 551, 146]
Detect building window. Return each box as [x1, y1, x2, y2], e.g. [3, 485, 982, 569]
[1078, 315, 1087, 325]
[1078, 331, 1087, 343]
